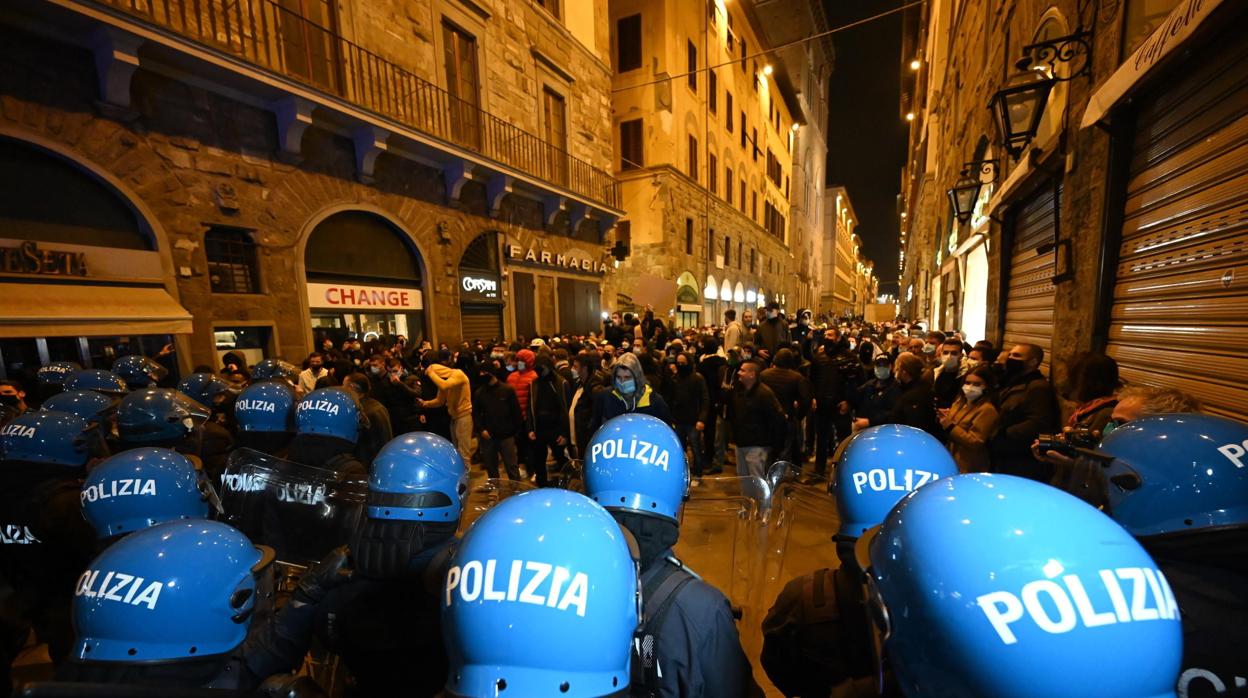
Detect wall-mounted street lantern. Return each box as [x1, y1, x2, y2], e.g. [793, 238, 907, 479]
[947, 160, 998, 223]
[988, 76, 1055, 159]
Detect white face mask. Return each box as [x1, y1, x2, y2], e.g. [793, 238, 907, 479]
[962, 384, 985, 402]
[941, 355, 961, 370]
[517, 361, 527, 371]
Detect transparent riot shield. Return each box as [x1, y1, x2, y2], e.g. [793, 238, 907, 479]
[673, 474, 772, 681]
[742, 460, 842, 678]
[458, 478, 538, 533]
[218, 448, 367, 568]
[552, 458, 585, 493]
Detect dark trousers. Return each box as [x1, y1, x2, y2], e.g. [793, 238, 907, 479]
[526, 430, 568, 488]
[701, 409, 718, 469]
[480, 435, 520, 480]
[812, 406, 840, 476]
[676, 423, 705, 477]
[780, 415, 804, 465]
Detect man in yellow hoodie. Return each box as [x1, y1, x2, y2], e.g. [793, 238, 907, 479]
[422, 350, 474, 465]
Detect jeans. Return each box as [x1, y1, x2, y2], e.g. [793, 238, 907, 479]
[479, 436, 520, 480]
[736, 446, 770, 480]
[811, 406, 840, 476]
[675, 423, 705, 477]
[451, 414, 475, 466]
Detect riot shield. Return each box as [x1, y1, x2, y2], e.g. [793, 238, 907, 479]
[744, 463, 841, 671]
[458, 478, 537, 533]
[552, 458, 585, 493]
[218, 448, 367, 568]
[673, 475, 771, 673]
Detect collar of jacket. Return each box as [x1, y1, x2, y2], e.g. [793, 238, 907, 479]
[611, 383, 653, 408]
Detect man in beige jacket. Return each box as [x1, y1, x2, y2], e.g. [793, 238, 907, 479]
[422, 351, 474, 464]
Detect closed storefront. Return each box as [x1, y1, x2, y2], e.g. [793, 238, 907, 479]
[1105, 14, 1248, 421]
[504, 241, 605, 338]
[1002, 182, 1059, 366]
[458, 233, 504, 344]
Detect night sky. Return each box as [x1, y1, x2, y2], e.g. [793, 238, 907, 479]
[823, 0, 910, 295]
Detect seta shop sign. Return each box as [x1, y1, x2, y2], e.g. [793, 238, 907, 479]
[1, 241, 88, 276]
[506, 245, 606, 274]
[306, 282, 423, 311]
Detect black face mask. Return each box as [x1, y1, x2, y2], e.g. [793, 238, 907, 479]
[1005, 358, 1027, 378]
[0, 394, 20, 408]
[350, 519, 457, 580]
[677, 363, 692, 376]
[823, 340, 839, 352]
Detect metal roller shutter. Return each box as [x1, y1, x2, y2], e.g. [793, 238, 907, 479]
[1003, 183, 1058, 368]
[1107, 24, 1248, 422]
[460, 304, 503, 344]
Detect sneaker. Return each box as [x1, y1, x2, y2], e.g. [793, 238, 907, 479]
[690, 478, 702, 488]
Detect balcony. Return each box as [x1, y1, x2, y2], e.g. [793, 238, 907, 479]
[34, 0, 619, 215]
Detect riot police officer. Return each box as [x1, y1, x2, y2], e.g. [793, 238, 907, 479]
[232, 381, 298, 456]
[80, 447, 214, 544]
[115, 388, 220, 474]
[273, 432, 468, 696]
[178, 372, 238, 469]
[441, 488, 640, 698]
[1096, 414, 1248, 698]
[761, 425, 957, 697]
[584, 413, 759, 698]
[288, 387, 367, 477]
[858, 473, 1183, 697]
[250, 359, 300, 390]
[61, 369, 128, 398]
[41, 390, 117, 459]
[112, 354, 168, 392]
[34, 361, 80, 405]
[0, 412, 97, 691]
[49, 519, 321, 694]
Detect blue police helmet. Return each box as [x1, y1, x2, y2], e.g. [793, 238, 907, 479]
[250, 358, 299, 384]
[37, 361, 81, 386]
[862, 474, 1182, 698]
[112, 355, 168, 388]
[833, 424, 958, 539]
[442, 489, 639, 698]
[63, 369, 129, 397]
[584, 413, 688, 521]
[295, 388, 360, 443]
[82, 448, 211, 539]
[233, 381, 296, 434]
[1098, 413, 1248, 538]
[72, 519, 273, 662]
[369, 432, 468, 522]
[116, 388, 210, 444]
[0, 410, 90, 467]
[41, 390, 116, 424]
[177, 372, 237, 410]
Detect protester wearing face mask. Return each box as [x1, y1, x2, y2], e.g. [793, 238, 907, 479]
[849, 355, 900, 430]
[932, 338, 969, 409]
[854, 353, 941, 439]
[663, 352, 711, 483]
[587, 350, 671, 436]
[988, 343, 1060, 482]
[938, 365, 999, 473]
[0, 380, 28, 425]
[752, 301, 792, 361]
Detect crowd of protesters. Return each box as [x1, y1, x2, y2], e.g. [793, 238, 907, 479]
[105, 299, 1194, 491]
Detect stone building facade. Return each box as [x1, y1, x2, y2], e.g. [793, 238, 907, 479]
[897, 0, 1248, 421]
[0, 0, 623, 377]
[608, 0, 824, 329]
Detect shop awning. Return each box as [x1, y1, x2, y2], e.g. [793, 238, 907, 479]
[1081, 0, 1227, 129]
[0, 283, 193, 338]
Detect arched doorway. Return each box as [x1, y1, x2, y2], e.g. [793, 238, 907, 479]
[0, 135, 190, 387]
[674, 271, 700, 328]
[304, 210, 426, 348]
[458, 232, 504, 343]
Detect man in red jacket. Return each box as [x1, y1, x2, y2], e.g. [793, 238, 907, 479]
[506, 349, 539, 481]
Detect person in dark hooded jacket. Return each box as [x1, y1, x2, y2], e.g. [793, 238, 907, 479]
[525, 355, 570, 486]
[588, 351, 671, 437]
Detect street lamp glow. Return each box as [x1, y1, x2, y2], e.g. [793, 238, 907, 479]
[905, 112, 915, 121]
[910, 58, 922, 71]
[763, 64, 774, 76]
[791, 123, 800, 132]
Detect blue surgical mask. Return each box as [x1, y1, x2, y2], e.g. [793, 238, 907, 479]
[615, 378, 636, 395]
[874, 366, 891, 380]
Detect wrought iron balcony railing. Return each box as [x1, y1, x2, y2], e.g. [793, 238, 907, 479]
[94, 0, 618, 208]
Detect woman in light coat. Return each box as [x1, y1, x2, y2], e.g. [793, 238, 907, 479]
[938, 364, 999, 473]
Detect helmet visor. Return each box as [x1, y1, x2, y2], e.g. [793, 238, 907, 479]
[171, 391, 212, 427]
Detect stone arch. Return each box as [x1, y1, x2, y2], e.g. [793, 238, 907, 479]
[294, 202, 436, 343]
[1030, 7, 1071, 144]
